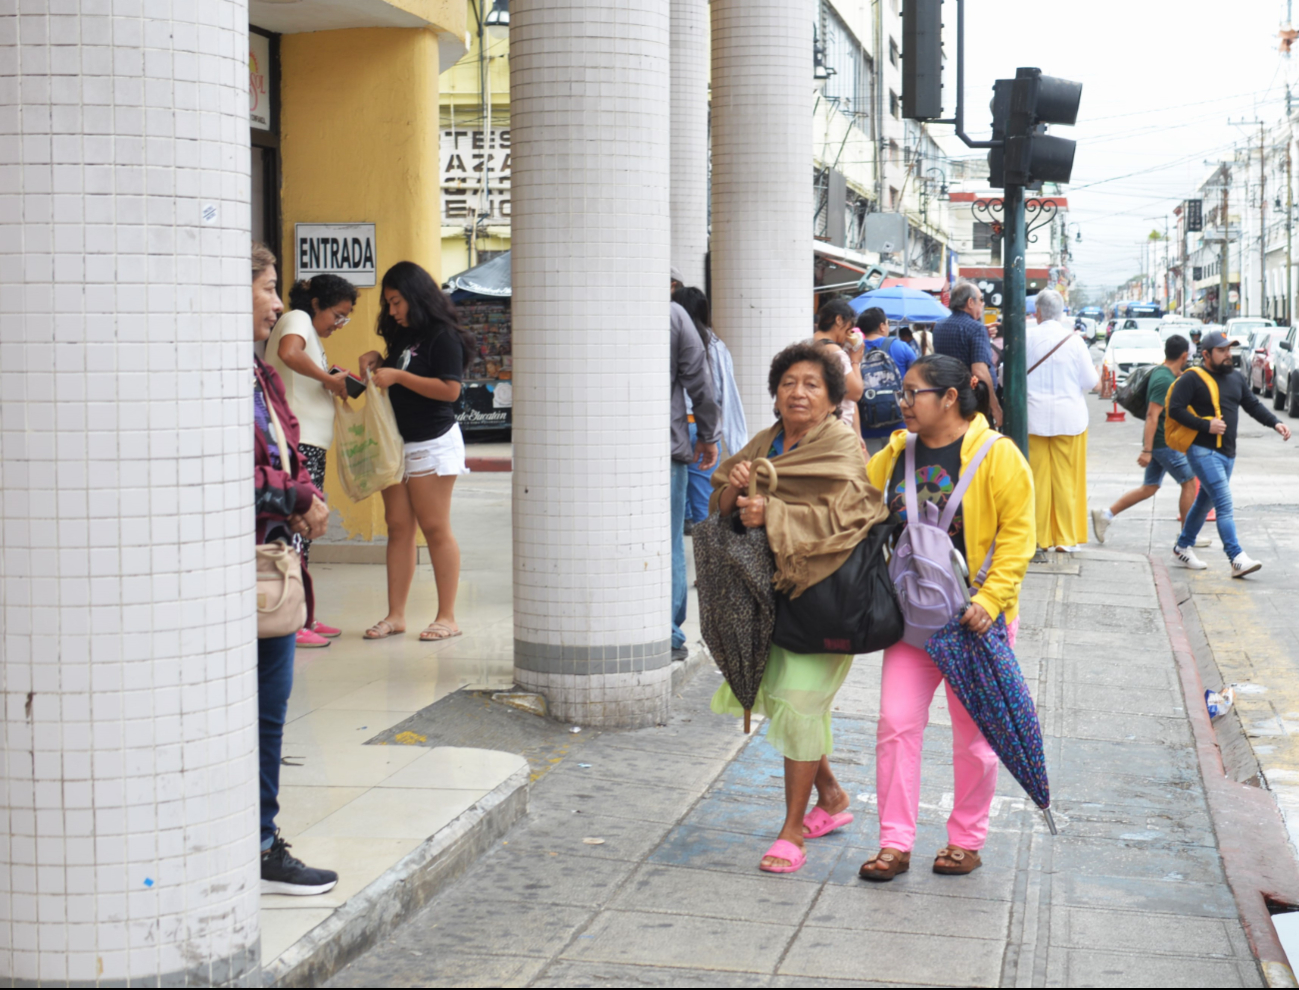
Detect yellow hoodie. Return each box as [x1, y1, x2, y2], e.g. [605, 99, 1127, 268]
[866, 414, 1037, 623]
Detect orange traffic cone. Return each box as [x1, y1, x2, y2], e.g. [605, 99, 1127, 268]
[1105, 370, 1126, 422]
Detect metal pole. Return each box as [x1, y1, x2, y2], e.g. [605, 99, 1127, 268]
[1288, 137, 1293, 323]
[1261, 123, 1267, 318]
[1222, 178, 1230, 322]
[1002, 183, 1028, 453]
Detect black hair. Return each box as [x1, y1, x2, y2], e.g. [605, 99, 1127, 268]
[377, 261, 476, 367]
[1164, 333, 1189, 360]
[816, 297, 856, 334]
[856, 306, 889, 336]
[767, 341, 847, 417]
[910, 353, 991, 421]
[672, 286, 713, 348]
[288, 274, 359, 315]
[897, 326, 915, 342]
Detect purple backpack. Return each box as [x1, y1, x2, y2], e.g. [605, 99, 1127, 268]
[888, 433, 1001, 649]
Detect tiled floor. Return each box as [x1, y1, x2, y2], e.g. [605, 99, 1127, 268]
[262, 468, 524, 967]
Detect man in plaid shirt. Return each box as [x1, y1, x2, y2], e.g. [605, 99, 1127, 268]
[932, 281, 1003, 428]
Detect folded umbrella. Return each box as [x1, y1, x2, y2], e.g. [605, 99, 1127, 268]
[692, 459, 778, 734]
[924, 551, 1057, 833]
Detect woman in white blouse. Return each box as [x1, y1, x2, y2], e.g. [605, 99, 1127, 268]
[1025, 289, 1099, 552]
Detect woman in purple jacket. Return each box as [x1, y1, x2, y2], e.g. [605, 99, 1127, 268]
[251, 242, 338, 896]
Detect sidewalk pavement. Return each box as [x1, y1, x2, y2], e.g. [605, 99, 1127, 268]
[324, 549, 1265, 988]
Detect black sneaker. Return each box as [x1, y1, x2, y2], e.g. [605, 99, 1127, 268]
[672, 645, 689, 663]
[683, 519, 695, 537]
[261, 833, 339, 896]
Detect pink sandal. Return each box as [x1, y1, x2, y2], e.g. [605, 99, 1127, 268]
[803, 807, 854, 838]
[759, 838, 807, 874]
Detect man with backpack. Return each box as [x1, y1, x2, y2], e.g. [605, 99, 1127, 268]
[1092, 334, 1197, 542]
[856, 306, 915, 454]
[1167, 330, 1291, 576]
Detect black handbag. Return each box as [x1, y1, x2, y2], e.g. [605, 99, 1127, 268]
[771, 518, 904, 655]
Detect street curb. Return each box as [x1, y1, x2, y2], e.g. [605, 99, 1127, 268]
[1151, 555, 1299, 988]
[262, 764, 530, 988]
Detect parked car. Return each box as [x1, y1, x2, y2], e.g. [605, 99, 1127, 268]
[1102, 329, 1164, 385]
[1224, 317, 1275, 366]
[1158, 321, 1198, 358]
[1248, 328, 1288, 396]
[1272, 326, 1299, 415]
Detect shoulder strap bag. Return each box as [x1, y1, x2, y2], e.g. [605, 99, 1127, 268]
[255, 372, 308, 639]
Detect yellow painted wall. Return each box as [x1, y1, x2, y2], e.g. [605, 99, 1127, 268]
[280, 27, 441, 541]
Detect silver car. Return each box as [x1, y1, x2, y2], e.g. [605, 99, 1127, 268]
[1271, 325, 1299, 415]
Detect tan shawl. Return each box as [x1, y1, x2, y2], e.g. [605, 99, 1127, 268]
[709, 418, 889, 598]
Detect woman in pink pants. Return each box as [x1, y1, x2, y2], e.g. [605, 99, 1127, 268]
[861, 355, 1036, 880]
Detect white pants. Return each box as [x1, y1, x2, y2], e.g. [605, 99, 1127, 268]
[404, 423, 470, 479]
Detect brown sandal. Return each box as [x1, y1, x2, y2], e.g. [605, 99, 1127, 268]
[858, 848, 911, 882]
[933, 845, 982, 875]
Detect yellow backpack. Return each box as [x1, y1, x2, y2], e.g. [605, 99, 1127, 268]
[1163, 366, 1222, 453]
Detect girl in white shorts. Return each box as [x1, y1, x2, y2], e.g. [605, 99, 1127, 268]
[359, 261, 476, 642]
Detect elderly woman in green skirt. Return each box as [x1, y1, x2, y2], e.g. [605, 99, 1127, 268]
[710, 341, 889, 874]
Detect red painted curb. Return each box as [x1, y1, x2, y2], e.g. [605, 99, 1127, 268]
[1151, 555, 1299, 985]
[466, 457, 512, 472]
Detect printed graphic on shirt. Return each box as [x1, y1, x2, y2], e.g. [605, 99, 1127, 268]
[887, 437, 964, 547]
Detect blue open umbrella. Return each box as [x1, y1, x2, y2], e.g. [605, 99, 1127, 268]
[925, 551, 1056, 833]
[850, 285, 950, 322]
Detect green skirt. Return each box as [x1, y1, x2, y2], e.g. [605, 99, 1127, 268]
[711, 644, 854, 762]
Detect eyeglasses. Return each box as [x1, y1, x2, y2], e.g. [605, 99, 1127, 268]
[899, 387, 947, 406]
[332, 312, 351, 327]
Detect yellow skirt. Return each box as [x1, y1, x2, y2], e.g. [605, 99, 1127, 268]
[1029, 432, 1088, 549]
[711, 644, 854, 762]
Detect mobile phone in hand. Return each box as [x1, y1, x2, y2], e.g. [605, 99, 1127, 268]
[330, 366, 367, 400]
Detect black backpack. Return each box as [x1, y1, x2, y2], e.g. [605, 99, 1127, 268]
[1116, 363, 1159, 419]
[858, 341, 905, 429]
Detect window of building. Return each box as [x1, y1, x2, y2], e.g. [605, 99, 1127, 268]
[890, 90, 900, 119]
[973, 222, 995, 251]
[889, 186, 900, 210]
[820, 3, 873, 121]
[889, 38, 899, 68]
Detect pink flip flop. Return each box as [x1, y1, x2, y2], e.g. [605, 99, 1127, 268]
[759, 838, 807, 874]
[803, 807, 854, 839]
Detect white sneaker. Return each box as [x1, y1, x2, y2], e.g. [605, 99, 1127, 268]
[1173, 545, 1208, 570]
[1231, 553, 1262, 578]
[1091, 509, 1112, 544]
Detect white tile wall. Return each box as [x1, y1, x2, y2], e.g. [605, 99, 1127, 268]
[670, 0, 707, 289]
[711, 0, 815, 431]
[0, 1, 258, 984]
[510, 0, 673, 727]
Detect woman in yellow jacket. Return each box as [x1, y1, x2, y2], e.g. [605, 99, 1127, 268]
[860, 354, 1036, 881]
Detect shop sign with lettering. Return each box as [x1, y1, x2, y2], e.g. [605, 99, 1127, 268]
[249, 33, 271, 131]
[295, 223, 377, 287]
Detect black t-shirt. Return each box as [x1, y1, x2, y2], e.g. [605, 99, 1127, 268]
[385, 330, 465, 442]
[887, 437, 966, 562]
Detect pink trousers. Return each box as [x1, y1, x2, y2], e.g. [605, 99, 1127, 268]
[875, 618, 1019, 852]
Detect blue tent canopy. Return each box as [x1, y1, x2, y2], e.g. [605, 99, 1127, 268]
[849, 285, 950, 323]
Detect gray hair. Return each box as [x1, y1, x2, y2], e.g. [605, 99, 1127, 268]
[949, 280, 981, 313]
[1035, 289, 1064, 322]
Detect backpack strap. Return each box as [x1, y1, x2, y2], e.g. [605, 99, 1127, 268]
[1189, 366, 1224, 449]
[937, 433, 1002, 533]
[903, 432, 920, 524]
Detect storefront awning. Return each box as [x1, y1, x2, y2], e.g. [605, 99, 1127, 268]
[446, 250, 512, 298]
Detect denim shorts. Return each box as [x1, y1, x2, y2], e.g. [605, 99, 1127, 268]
[1142, 446, 1195, 487]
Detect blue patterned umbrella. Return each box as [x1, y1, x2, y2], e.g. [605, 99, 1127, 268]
[925, 553, 1056, 833]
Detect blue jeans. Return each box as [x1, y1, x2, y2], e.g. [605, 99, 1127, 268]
[671, 460, 689, 649]
[685, 423, 712, 523]
[258, 631, 296, 847]
[1178, 445, 1241, 560]
[1142, 446, 1195, 487]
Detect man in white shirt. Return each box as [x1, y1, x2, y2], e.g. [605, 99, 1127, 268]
[1026, 289, 1100, 551]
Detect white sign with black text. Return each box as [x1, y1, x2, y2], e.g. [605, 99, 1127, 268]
[295, 223, 377, 287]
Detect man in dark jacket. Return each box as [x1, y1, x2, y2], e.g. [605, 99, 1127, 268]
[932, 281, 1003, 427]
[1167, 330, 1291, 576]
[671, 296, 720, 661]
[252, 242, 338, 895]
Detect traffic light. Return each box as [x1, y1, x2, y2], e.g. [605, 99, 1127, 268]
[1005, 67, 1082, 187]
[902, 0, 943, 119]
[986, 78, 1013, 188]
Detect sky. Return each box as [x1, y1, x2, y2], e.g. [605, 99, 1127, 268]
[928, 0, 1298, 291]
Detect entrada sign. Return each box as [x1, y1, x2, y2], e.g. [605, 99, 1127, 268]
[295, 223, 377, 287]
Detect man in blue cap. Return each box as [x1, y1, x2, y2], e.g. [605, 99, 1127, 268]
[1166, 330, 1291, 576]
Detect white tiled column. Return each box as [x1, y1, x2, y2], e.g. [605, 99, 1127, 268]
[670, 0, 708, 288]
[0, 4, 259, 985]
[511, 0, 672, 729]
[711, 0, 814, 428]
